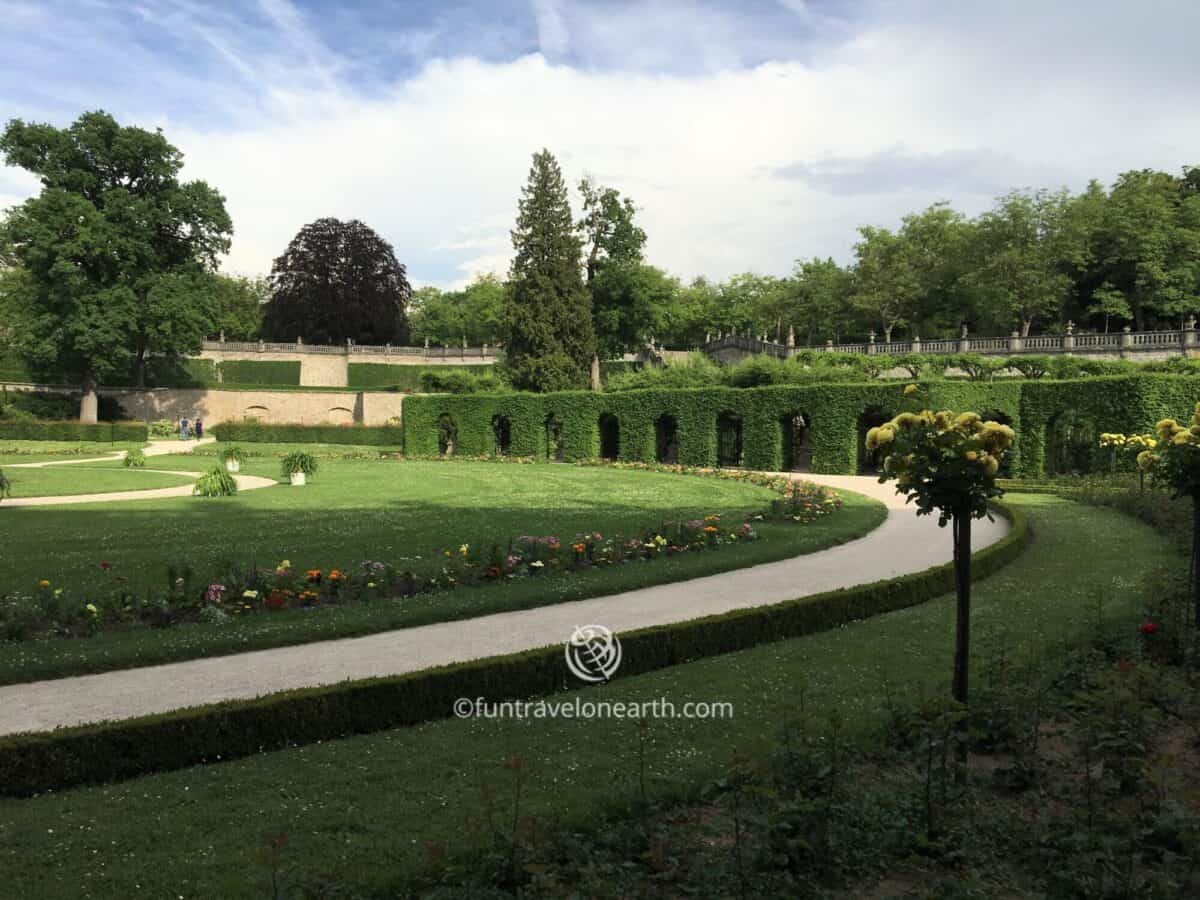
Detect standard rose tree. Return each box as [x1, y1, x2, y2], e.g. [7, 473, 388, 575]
[1138, 403, 1200, 623]
[867, 410, 1015, 726]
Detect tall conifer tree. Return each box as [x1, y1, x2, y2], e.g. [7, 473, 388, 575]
[503, 149, 594, 391]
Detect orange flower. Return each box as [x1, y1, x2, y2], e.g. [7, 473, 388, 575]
[38, 579, 50, 589]
[328, 569, 343, 582]
[572, 542, 586, 553]
[306, 569, 322, 583]
[704, 526, 718, 534]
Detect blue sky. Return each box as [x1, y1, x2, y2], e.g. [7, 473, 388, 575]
[2, 0, 1198, 288]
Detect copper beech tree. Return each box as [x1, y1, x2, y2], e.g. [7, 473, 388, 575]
[866, 405, 1015, 719]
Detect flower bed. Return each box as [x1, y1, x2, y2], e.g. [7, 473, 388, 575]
[0, 469, 843, 642]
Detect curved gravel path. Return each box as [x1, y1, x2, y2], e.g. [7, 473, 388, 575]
[0, 474, 1008, 735]
[1, 438, 276, 506]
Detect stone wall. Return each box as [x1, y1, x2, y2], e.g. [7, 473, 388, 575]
[2, 383, 405, 426]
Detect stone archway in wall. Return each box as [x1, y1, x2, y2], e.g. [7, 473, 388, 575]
[857, 406, 892, 474]
[779, 410, 813, 472]
[244, 405, 270, 422]
[437, 414, 458, 456]
[1046, 410, 1098, 476]
[327, 406, 354, 425]
[716, 411, 743, 467]
[655, 413, 679, 464]
[492, 414, 512, 456]
[598, 413, 620, 461]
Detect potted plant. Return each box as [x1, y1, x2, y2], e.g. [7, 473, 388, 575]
[281, 451, 318, 486]
[219, 445, 244, 473]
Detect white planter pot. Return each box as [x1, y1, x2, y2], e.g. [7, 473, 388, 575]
[289, 471, 306, 486]
[225, 460, 241, 473]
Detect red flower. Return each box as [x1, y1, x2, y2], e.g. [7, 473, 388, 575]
[100, 561, 111, 571]
[1139, 621, 1159, 635]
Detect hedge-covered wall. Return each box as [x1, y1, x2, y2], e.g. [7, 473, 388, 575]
[348, 363, 494, 391]
[215, 359, 301, 386]
[403, 375, 1200, 476]
[0, 421, 148, 442]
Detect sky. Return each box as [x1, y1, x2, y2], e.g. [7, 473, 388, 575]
[1, 0, 1198, 290]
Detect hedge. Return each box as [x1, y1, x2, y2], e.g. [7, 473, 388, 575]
[402, 375, 1200, 477]
[215, 359, 301, 386]
[348, 363, 495, 392]
[0, 503, 1028, 796]
[0, 420, 148, 442]
[211, 422, 404, 446]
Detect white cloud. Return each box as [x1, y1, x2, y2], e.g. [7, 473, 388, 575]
[4, 1, 1200, 291]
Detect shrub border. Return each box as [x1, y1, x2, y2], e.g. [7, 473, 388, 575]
[0, 421, 148, 442]
[0, 503, 1028, 797]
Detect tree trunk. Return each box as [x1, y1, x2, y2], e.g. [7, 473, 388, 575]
[951, 511, 972, 778]
[1021, 318, 1032, 337]
[79, 369, 99, 424]
[590, 354, 601, 392]
[134, 346, 147, 389]
[883, 325, 893, 343]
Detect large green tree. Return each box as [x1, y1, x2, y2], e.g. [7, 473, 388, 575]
[410, 274, 507, 346]
[260, 218, 411, 345]
[577, 177, 674, 367]
[211, 274, 268, 341]
[0, 111, 232, 415]
[1094, 170, 1200, 330]
[968, 189, 1083, 336]
[789, 257, 855, 345]
[851, 226, 919, 342]
[503, 150, 594, 391]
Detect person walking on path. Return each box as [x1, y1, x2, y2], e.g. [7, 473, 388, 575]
[180, 416, 190, 441]
[194, 418, 204, 440]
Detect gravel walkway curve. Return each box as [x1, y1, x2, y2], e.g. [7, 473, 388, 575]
[0, 474, 1008, 735]
[1, 438, 276, 507]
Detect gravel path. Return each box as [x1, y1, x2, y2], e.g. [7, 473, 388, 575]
[1, 438, 276, 506]
[0, 475, 1008, 735]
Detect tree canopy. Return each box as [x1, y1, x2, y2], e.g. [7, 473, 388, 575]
[0, 110, 232, 402]
[260, 218, 412, 345]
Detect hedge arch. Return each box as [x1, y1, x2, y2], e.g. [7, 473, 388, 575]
[544, 413, 565, 461]
[400, 375, 1199, 476]
[437, 414, 458, 456]
[655, 414, 679, 464]
[598, 413, 620, 461]
[491, 415, 512, 456]
[716, 411, 743, 467]
[779, 411, 813, 472]
[1045, 409, 1098, 476]
[856, 406, 892, 474]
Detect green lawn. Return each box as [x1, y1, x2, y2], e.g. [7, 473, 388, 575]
[0, 495, 1182, 897]
[0, 465, 194, 498]
[0, 461, 885, 682]
[0, 440, 144, 463]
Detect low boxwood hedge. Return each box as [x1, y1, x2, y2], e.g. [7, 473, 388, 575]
[0, 504, 1028, 796]
[0, 420, 148, 442]
[211, 422, 403, 446]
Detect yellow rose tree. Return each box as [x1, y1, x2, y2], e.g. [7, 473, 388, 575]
[866, 410, 1015, 715]
[1139, 403, 1200, 623]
